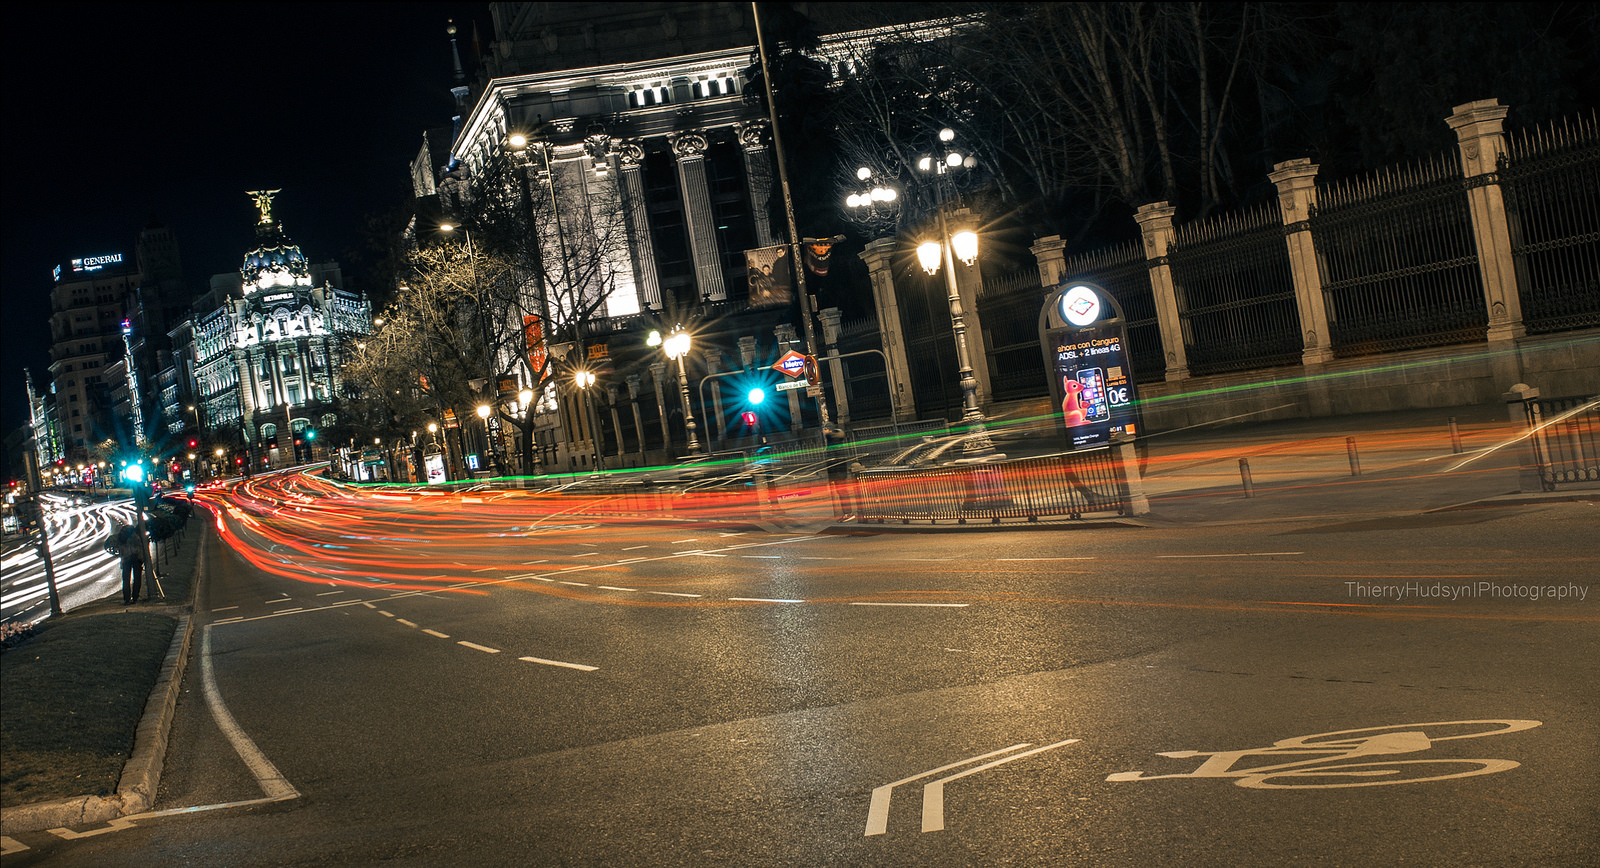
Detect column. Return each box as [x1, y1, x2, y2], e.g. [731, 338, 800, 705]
[1133, 202, 1190, 382]
[775, 323, 803, 431]
[668, 130, 727, 301]
[627, 374, 647, 458]
[1447, 98, 1526, 392]
[1268, 159, 1335, 366]
[650, 361, 672, 448]
[859, 238, 916, 421]
[707, 355, 726, 444]
[1030, 235, 1068, 289]
[606, 383, 625, 459]
[617, 141, 664, 311]
[736, 121, 777, 247]
[818, 307, 851, 424]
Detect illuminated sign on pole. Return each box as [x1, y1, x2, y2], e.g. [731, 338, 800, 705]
[1038, 282, 1141, 450]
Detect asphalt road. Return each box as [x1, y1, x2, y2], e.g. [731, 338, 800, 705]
[8, 477, 1597, 866]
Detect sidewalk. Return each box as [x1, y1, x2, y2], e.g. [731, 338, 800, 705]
[0, 519, 202, 835]
[2, 406, 1592, 836]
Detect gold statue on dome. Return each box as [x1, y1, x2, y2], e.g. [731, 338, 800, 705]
[246, 189, 282, 225]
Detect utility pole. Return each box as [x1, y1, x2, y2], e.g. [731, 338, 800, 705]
[22, 451, 63, 617]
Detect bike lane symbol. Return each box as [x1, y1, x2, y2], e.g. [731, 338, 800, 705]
[865, 739, 1080, 836]
[1106, 719, 1541, 789]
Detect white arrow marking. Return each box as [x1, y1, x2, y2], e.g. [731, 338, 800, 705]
[866, 744, 1032, 837]
[921, 739, 1079, 832]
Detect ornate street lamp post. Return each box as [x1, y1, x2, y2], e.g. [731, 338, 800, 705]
[650, 327, 700, 454]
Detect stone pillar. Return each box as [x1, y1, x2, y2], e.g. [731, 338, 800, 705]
[1448, 98, 1526, 386]
[859, 238, 916, 421]
[606, 383, 625, 459]
[707, 355, 726, 444]
[617, 141, 663, 311]
[818, 307, 850, 424]
[736, 121, 777, 247]
[775, 323, 803, 431]
[627, 374, 647, 458]
[738, 336, 759, 369]
[1030, 235, 1068, 290]
[650, 361, 672, 448]
[1268, 159, 1337, 364]
[668, 130, 727, 301]
[1133, 203, 1190, 382]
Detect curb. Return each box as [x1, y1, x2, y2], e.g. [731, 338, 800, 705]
[0, 527, 206, 836]
[822, 516, 1144, 534]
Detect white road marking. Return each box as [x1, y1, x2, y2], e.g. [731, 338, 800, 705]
[362, 602, 376, 608]
[598, 586, 636, 592]
[200, 625, 299, 801]
[622, 545, 649, 551]
[921, 740, 1080, 833]
[458, 641, 500, 654]
[865, 740, 1078, 837]
[473, 567, 500, 572]
[215, 617, 242, 624]
[397, 619, 418, 628]
[742, 555, 781, 559]
[997, 557, 1097, 561]
[730, 597, 806, 603]
[211, 606, 238, 612]
[649, 591, 702, 598]
[278, 608, 304, 614]
[672, 538, 699, 543]
[800, 556, 846, 560]
[905, 558, 954, 561]
[1156, 552, 1304, 558]
[423, 629, 450, 638]
[315, 591, 344, 596]
[866, 744, 1029, 837]
[852, 602, 969, 608]
[265, 598, 295, 605]
[559, 581, 590, 587]
[378, 611, 394, 617]
[519, 656, 599, 671]
[719, 532, 747, 537]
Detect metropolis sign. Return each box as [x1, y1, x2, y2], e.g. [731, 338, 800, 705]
[1038, 282, 1141, 450]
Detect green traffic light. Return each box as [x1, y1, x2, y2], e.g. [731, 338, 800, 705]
[747, 388, 766, 405]
[306, 430, 316, 440]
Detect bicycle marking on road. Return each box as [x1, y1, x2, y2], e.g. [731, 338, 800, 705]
[866, 740, 1079, 836]
[1107, 720, 1541, 789]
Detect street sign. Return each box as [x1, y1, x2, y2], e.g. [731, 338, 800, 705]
[772, 350, 807, 378]
[806, 383, 824, 398]
[775, 379, 808, 392]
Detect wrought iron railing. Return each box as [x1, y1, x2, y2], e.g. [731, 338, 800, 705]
[1062, 239, 1165, 383]
[1169, 204, 1301, 375]
[853, 447, 1131, 524]
[1500, 112, 1600, 335]
[1522, 395, 1600, 490]
[1312, 154, 1487, 356]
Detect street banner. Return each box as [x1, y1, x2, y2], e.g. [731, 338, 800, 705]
[524, 315, 549, 379]
[745, 245, 792, 308]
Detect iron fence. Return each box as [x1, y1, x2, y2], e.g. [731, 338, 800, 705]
[1062, 239, 1165, 383]
[1500, 112, 1600, 334]
[853, 447, 1130, 524]
[978, 267, 1050, 401]
[1170, 204, 1301, 375]
[1312, 154, 1487, 356]
[1523, 395, 1600, 490]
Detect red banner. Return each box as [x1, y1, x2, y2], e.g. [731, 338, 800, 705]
[523, 315, 549, 380]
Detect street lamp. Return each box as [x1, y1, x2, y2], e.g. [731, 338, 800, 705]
[651, 327, 700, 454]
[912, 127, 995, 459]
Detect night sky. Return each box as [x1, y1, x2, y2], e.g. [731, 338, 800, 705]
[2, 3, 491, 443]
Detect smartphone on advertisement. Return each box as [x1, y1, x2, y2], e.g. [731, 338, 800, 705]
[1077, 368, 1110, 422]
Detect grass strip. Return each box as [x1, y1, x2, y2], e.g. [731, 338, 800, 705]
[1, 613, 176, 807]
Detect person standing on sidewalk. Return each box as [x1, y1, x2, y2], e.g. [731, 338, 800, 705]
[111, 524, 150, 604]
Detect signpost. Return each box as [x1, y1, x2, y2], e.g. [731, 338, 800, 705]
[1038, 282, 1141, 450]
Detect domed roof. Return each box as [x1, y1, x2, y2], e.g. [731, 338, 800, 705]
[241, 227, 312, 292]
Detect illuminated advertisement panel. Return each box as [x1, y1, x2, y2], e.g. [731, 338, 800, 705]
[1040, 282, 1140, 451]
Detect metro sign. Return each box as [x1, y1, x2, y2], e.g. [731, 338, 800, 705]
[772, 350, 807, 379]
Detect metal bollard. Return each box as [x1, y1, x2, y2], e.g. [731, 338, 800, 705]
[1449, 416, 1463, 454]
[1239, 457, 1255, 498]
[1346, 436, 1361, 476]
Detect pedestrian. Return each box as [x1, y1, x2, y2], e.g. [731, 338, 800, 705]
[112, 524, 150, 604]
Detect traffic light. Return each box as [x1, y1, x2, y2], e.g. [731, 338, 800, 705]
[740, 411, 759, 429]
[746, 387, 766, 406]
[305, 429, 316, 441]
[188, 439, 198, 449]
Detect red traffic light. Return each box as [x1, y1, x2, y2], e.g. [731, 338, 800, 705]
[740, 411, 758, 428]
[188, 439, 198, 448]
[236, 457, 244, 464]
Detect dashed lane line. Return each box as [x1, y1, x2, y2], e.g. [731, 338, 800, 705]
[397, 619, 418, 628]
[997, 557, 1097, 561]
[520, 656, 599, 672]
[423, 629, 450, 638]
[1156, 552, 1305, 558]
[851, 602, 970, 608]
[458, 641, 501, 654]
[598, 586, 637, 592]
[623, 545, 649, 551]
[649, 591, 702, 598]
[730, 597, 806, 603]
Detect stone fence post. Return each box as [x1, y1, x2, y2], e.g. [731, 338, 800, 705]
[1133, 203, 1190, 382]
[859, 238, 916, 421]
[1448, 98, 1526, 386]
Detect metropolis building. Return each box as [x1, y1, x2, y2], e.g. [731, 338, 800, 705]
[182, 192, 371, 469]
